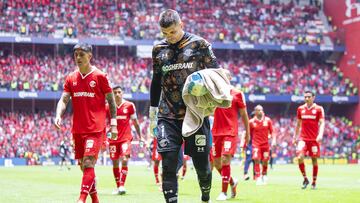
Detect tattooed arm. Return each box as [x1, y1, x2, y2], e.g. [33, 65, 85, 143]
[106, 92, 118, 140]
[54, 92, 71, 129]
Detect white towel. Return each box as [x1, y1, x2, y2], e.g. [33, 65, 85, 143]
[182, 68, 233, 137]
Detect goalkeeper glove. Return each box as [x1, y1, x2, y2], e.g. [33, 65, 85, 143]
[149, 106, 159, 137]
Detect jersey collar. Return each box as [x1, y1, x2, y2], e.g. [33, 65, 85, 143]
[78, 66, 96, 79]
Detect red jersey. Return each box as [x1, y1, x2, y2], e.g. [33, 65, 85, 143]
[212, 89, 246, 136]
[249, 116, 273, 147]
[64, 66, 112, 134]
[107, 100, 137, 143]
[297, 103, 324, 141]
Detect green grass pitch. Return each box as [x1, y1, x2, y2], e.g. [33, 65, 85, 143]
[0, 164, 359, 203]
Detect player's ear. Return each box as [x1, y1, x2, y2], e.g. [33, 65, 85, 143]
[88, 52, 92, 61]
[179, 21, 184, 29]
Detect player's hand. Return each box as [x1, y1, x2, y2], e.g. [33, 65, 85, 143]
[271, 140, 276, 147]
[316, 136, 322, 142]
[54, 116, 62, 129]
[292, 137, 298, 145]
[110, 125, 118, 140]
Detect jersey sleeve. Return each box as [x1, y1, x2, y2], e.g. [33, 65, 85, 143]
[235, 91, 246, 109]
[200, 39, 219, 69]
[318, 106, 325, 120]
[99, 73, 112, 95]
[268, 118, 273, 135]
[150, 45, 162, 107]
[297, 107, 302, 119]
[63, 75, 71, 93]
[129, 103, 137, 119]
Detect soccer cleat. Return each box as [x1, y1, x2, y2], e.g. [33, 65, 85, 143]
[243, 174, 250, 181]
[201, 194, 210, 203]
[262, 175, 268, 185]
[311, 183, 316, 190]
[256, 177, 264, 186]
[230, 178, 238, 198]
[301, 178, 310, 189]
[216, 192, 227, 201]
[112, 188, 120, 195]
[118, 186, 126, 195]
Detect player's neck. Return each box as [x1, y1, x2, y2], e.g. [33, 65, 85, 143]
[306, 103, 314, 108]
[171, 31, 185, 44]
[78, 64, 92, 75]
[116, 99, 122, 107]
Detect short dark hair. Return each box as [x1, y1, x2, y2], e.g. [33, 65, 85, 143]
[112, 85, 122, 91]
[73, 43, 92, 53]
[304, 90, 315, 96]
[159, 9, 181, 28]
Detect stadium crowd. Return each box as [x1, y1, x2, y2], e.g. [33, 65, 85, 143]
[0, 0, 326, 45]
[0, 51, 357, 96]
[0, 111, 358, 162]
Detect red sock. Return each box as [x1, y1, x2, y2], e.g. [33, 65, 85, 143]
[313, 165, 318, 184]
[80, 168, 95, 200]
[90, 193, 99, 203]
[221, 165, 231, 193]
[262, 165, 268, 176]
[113, 167, 121, 188]
[254, 163, 260, 179]
[154, 164, 160, 183]
[89, 178, 97, 194]
[120, 166, 128, 186]
[182, 164, 187, 177]
[299, 163, 307, 179]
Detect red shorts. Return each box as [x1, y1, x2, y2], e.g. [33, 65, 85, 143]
[152, 148, 162, 161]
[252, 145, 270, 161]
[73, 132, 102, 160]
[296, 140, 320, 158]
[212, 135, 238, 158]
[109, 140, 132, 160]
[183, 155, 190, 161]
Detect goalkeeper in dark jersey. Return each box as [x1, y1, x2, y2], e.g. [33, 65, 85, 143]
[149, 9, 219, 203]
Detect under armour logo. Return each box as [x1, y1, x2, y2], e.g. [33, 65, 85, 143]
[345, 0, 360, 18]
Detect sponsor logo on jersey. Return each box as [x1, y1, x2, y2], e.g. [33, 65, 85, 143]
[162, 62, 194, 72]
[301, 115, 316, 119]
[73, 92, 95, 97]
[116, 115, 127, 120]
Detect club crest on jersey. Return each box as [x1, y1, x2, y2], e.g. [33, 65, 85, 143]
[123, 109, 128, 113]
[263, 121, 268, 126]
[89, 80, 96, 88]
[183, 49, 193, 57]
[73, 82, 77, 86]
[312, 109, 317, 114]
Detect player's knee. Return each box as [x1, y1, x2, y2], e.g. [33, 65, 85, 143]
[82, 157, 94, 168]
[161, 152, 178, 181]
[221, 155, 231, 165]
[122, 159, 128, 167]
[112, 160, 119, 168]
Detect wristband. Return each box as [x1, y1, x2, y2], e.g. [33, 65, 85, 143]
[111, 118, 117, 126]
